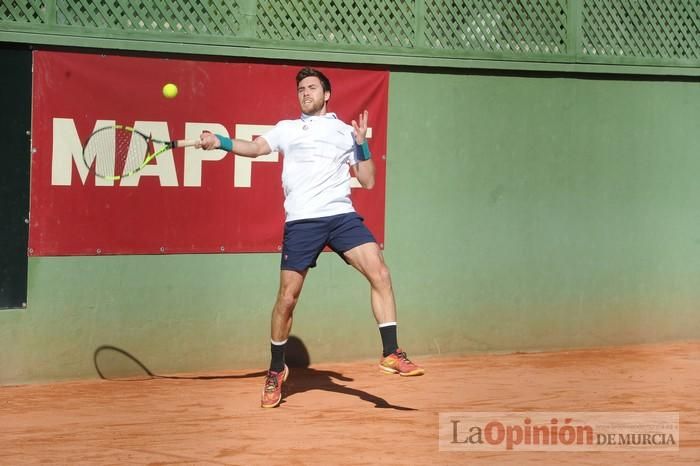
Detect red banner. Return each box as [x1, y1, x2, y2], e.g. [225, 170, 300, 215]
[29, 51, 387, 256]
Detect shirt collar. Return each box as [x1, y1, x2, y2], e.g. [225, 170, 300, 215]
[300, 112, 337, 122]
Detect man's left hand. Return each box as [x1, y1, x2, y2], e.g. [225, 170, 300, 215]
[351, 110, 369, 144]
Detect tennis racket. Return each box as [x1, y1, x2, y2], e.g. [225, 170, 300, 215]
[82, 125, 198, 180]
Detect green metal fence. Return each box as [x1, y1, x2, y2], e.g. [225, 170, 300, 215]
[0, 1, 698, 72]
[423, 0, 568, 54]
[581, 0, 698, 61]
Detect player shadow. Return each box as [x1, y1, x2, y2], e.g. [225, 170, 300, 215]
[282, 336, 416, 411]
[282, 367, 416, 411]
[93, 339, 416, 411]
[93, 345, 266, 381]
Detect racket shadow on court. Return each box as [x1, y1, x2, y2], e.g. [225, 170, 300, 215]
[282, 336, 416, 411]
[93, 345, 266, 381]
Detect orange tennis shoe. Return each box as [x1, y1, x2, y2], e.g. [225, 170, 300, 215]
[379, 349, 425, 376]
[261, 365, 289, 408]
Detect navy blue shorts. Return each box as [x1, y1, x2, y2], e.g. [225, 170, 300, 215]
[280, 212, 376, 271]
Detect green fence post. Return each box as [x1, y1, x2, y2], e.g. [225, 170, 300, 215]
[239, 0, 257, 39]
[415, 0, 426, 49]
[45, 0, 55, 26]
[567, 0, 583, 60]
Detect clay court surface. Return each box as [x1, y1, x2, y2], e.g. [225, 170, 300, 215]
[1, 341, 698, 465]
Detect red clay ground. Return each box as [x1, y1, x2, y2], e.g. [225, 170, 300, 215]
[1, 341, 698, 465]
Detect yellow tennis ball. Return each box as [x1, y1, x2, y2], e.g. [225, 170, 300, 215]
[162, 83, 178, 99]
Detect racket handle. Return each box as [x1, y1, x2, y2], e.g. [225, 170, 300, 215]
[172, 139, 199, 148]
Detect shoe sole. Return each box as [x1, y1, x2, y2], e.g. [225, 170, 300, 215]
[378, 365, 425, 377]
[261, 366, 289, 409]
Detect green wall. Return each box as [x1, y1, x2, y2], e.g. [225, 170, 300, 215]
[387, 71, 700, 353]
[2, 70, 699, 384]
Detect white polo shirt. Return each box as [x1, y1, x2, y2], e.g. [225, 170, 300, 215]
[262, 112, 359, 222]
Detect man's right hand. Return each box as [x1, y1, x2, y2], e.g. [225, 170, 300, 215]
[197, 131, 221, 150]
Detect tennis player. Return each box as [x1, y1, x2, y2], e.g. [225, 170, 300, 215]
[197, 67, 424, 408]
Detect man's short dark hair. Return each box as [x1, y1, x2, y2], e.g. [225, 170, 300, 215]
[296, 67, 331, 94]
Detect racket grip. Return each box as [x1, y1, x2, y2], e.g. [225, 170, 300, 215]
[173, 139, 199, 148]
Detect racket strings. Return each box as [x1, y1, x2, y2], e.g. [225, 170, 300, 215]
[84, 127, 149, 178]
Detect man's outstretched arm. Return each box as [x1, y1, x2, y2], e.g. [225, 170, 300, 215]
[197, 131, 272, 158]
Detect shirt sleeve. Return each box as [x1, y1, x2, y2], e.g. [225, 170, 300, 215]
[346, 126, 359, 165]
[261, 121, 285, 153]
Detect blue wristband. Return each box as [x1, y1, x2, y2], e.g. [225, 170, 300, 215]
[214, 134, 234, 152]
[354, 140, 371, 161]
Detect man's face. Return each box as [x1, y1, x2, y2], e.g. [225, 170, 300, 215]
[297, 76, 329, 115]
